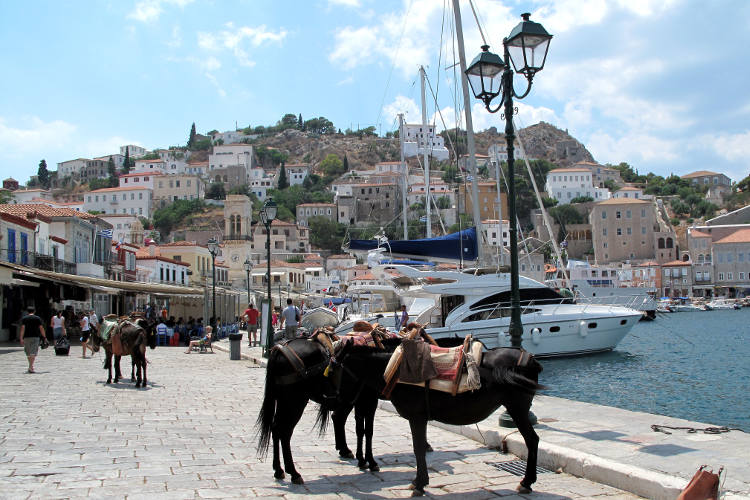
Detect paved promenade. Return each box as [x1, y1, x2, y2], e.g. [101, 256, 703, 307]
[0, 341, 638, 499]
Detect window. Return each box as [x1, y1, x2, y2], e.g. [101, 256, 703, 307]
[727, 272, 733, 280]
[627, 227, 632, 235]
[727, 253, 733, 262]
[740, 272, 746, 280]
[616, 211, 621, 219]
[718, 272, 724, 281]
[626, 210, 631, 218]
[641, 226, 646, 235]
[139, 193, 143, 200]
[617, 228, 622, 236]
[602, 211, 607, 219]
[718, 253, 724, 263]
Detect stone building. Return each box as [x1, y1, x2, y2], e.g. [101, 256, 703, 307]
[296, 203, 337, 226]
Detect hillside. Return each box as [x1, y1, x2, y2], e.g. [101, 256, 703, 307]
[248, 122, 595, 171]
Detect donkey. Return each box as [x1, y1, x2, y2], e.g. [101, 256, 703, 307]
[335, 342, 545, 496]
[91, 317, 156, 387]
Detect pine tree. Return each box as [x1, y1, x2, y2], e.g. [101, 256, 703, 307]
[277, 164, 289, 189]
[188, 122, 196, 148]
[343, 155, 349, 172]
[37, 159, 50, 189]
[298, 114, 303, 129]
[122, 147, 131, 174]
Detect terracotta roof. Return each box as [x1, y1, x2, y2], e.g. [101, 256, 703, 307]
[573, 161, 600, 166]
[119, 172, 164, 178]
[328, 254, 354, 259]
[296, 203, 335, 208]
[0, 212, 38, 230]
[352, 183, 396, 187]
[88, 186, 150, 193]
[595, 198, 649, 205]
[0, 203, 99, 220]
[618, 186, 641, 191]
[662, 260, 691, 266]
[50, 235, 68, 244]
[353, 272, 375, 280]
[188, 161, 208, 165]
[681, 170, 722, 178]
[136, 159, 165, 164]
[377, 161, 402, 165]
[160, 241, 206, 248]
[217, 143, 253, 147]
[714, 228, 750, 244]
[136, 255, 191, 266]
[548, 168, 591, 173]
[635, 261, 659, 266]
[690, 230, 711, 238]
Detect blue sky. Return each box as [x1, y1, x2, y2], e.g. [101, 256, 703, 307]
[1, 0, 749, 185]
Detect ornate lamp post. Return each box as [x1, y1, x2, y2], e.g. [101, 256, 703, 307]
[207, 238, 220, 333]
[259, 198, 277, 357]
[243, 257, 253, 305]
[466, 13, 551, 349]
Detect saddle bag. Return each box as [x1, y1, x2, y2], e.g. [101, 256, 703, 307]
[676, 465, 722, 500]
[55, 336, 70, 356]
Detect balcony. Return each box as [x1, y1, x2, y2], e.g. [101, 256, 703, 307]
[2, 251, 77, 274]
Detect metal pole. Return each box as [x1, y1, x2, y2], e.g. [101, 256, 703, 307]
[211, 255, 216, 330]
[420, 66, 431, 238]
[265, 224, 273, 357]
[494, 159, 504, 265]
[399, 113, 408, 240]
[503, 44, 522, 349]
[452, 0, 483, 263]
[246, 269, 251, 305]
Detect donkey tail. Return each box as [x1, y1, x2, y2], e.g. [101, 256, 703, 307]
[493, 366, 547, 393]
[255, 360, 276, 459]
[313, 404, 330, 437]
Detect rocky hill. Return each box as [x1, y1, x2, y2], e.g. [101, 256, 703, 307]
[249, 122, 595, 171]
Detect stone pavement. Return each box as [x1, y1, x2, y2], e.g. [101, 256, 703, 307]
[0, 342, 639, 499]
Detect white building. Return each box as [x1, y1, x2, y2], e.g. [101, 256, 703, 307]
[98, 214, 141, 244]
[545, 167, 611, 204]
[120, 145, 146, 158]
[283, 164, 309, 186]
[118, 172, 161, 190]
[132, 159, 167, 175]
[209, 143, 254, 171]
[83, 186, 153, 217]
[94, 154, 125, 168]
[155, 149, 190, 174]
[12, 189, 52, 204]
[407, 182, 455, 206]
[481, 219, 510, 247]
[186, 161, 208, 176]
[135, 254, 190, 285]
[211, 130, 250, 145]
[56, 159, 87, 178]
[401, 123, 450, 161]
[612, 186, 646, 200]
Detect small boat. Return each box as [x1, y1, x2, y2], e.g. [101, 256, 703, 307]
[300, 307, 339, 331]
[706, 299, 741, 310]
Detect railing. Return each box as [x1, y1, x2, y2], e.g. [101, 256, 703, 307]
[1, 250, 77, 274]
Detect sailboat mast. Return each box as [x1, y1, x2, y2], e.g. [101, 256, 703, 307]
[420, 66, 432, 238]
[451, 0, 483, 263]
[399, 113, 408, 240]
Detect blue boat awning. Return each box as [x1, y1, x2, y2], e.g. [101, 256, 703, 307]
[348, 227, 478, 262]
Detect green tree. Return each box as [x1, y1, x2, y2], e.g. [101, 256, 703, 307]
[304, 117, 335, 134]
[121, 147, 131, 175]
[188, 122, 196, 148]
[228, 184, 250, 196]
[320, 153, 345, 180]
[442, 165, 460, 183]
[192, 138, 212, 151]
[570, 196, 594, 204]
[277, 165, 289, 189]
[435, 196, 451, 209]
[298, 114, 303, 129]
[152, 199, 205, 236]
[343, 155, 349, 172]
[37, 159, 50, 189]
[107, 156, 116, 178]
[308, 216, 347, 252]
[278, 113, 299, 130]
[205, 182, 226, 200]
[549, 204, 584, 226]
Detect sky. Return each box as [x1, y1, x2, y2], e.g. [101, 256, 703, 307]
[1, 0, 749, 185]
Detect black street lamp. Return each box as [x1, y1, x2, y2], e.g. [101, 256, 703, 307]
[207, 237, 220, 335]
[243, 257, 253, 305]
[466, 13, 551, 349]
[259, 198, 277, 357]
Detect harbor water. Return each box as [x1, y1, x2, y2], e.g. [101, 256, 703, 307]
[539, 308, 750, 431]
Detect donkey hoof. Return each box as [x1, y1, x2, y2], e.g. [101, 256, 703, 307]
[516, 483, 532, 494]
[425, 443, 434, 453]
[106, 380, 111, 384]
[369, 464, 380, 472]
[339, 450, 355, 459]
[410, 486, 425, 497]
[274, 470, 285, 480]
[291, 475, 304, 485]
[358, 460, 367, 470]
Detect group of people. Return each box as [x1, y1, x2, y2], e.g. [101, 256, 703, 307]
[18, 306, 100, 373]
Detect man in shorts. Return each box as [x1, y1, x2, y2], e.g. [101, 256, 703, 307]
[243, 303, 259, 347]
[79, 313, 95, 358]
[19, 306, 47, 374]
[281, 299, 300, 341]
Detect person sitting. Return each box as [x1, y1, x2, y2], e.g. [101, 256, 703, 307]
[185, 326, 212, 353]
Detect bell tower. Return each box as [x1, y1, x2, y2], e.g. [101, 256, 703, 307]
[222, 195, 254, 286]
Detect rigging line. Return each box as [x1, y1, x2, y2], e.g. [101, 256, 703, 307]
[496, 154, 534, 266]
[424, 73, 458, 159]
[374, 0, 414, 134]
[467, 0, 487, 46]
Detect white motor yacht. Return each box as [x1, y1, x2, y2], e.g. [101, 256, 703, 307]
[383, 265, 642, 358]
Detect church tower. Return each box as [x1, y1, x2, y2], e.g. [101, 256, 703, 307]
[222, 195, 254, 286]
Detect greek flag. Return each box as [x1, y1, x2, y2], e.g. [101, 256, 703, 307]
[98, 228, 113, 238]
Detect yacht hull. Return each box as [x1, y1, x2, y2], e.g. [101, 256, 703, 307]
[426, 306, 641, 358]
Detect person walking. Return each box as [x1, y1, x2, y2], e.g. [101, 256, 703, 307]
[20, 306, 47, 373]
[79, 312, 94, 358]
[281, 299, 300, 341]
[243, 303, 259, 347]
[394, 308, 401, 331]
[88, 309, 99, 338]
[50, 310, 66, 341]
[399, 304, 409, 329]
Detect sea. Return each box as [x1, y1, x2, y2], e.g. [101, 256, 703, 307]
[538, 308, 750, 431]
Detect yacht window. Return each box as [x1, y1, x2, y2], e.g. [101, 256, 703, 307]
[550, 326, 560, 332]
[469, 287, 566, 310]
[620, 319, 627, 325]
[440, 295, 465, 325]
[462, 308, 540, 322]
[588, 322, 598, 328]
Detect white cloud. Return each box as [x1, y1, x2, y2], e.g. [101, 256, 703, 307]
[336, 76, 354, 86]
[700, 131, 750, 163]
[127, 0, 194, 23]
[328, 0, 361, 6]
[382, 96, 421, 126]
[585, 131, 681, 165]
[83, 136, 142, 159]
[166, 25, 182, 48]
[198, 23, 287, 67]
[0, 116, 77, 156]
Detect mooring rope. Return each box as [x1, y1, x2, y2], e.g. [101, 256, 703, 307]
[651, 424, 744, 435]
